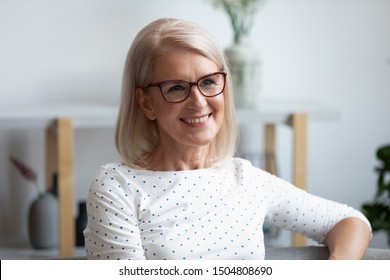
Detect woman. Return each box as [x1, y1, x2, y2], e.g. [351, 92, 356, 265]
[84, 18, 371, 260]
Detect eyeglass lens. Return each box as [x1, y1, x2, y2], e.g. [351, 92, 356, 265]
[160, 72, 225, 102]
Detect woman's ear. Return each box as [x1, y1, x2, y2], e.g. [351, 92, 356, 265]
[135, 88, 157, 120]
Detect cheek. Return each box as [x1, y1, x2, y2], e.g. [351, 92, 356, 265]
[212, 95, 225, 119]
[148, 97, 173, 120]
[154, 104, 181, 128]
[215, 93, 225, 107]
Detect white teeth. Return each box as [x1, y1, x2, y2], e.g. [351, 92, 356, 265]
[185, 115, 209, 124]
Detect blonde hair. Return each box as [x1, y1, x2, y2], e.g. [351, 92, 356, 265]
[115, 18, 237, 168]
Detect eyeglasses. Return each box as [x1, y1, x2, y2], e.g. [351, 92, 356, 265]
[145, 71, 227, 103]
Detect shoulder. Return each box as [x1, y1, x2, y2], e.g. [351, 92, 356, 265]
[90, 162, 140, 195]
[94, 162, 150, 181]
[96, 162, 132, 174]
[226, 157, 270, 177]
[231, 157, 256, 168]
[215, 157, 253, 170]
[214, 157, 275, 186]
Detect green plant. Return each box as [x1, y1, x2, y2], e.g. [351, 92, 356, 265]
[362, 144, 390, 244]
[210, 0, 265, 43]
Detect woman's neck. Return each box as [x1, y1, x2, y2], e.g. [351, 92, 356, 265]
[140, 143, 211, 171]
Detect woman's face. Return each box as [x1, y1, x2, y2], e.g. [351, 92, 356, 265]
[137, 50, 225, 152]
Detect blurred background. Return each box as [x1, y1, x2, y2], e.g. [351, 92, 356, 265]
[0, 0, 389, 255]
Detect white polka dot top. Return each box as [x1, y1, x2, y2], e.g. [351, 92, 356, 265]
[84, 158, 370, 260]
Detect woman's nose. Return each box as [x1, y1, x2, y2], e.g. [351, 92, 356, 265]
[186, 85, 208, 107]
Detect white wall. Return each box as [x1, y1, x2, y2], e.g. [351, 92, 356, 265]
[0, 0, 389, 248]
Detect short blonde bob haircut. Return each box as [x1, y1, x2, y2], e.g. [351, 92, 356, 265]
[115, 18, 237, 168]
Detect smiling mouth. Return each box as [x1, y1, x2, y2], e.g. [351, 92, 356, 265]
[181, 113, 211, 124]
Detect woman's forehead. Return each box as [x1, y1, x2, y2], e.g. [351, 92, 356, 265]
[152, 51, 219, 80]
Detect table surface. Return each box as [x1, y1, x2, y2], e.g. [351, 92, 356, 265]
[0, 99, 339, 129]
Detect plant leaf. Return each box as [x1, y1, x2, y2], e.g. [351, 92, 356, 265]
[9, 156, 37, 182]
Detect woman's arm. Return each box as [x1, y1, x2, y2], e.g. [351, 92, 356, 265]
[324, 217, 371, 260]
[85, 167, 146, 260]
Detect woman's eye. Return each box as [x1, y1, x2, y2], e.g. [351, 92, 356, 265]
[163, 82, 188, 95]
[200, 78, 216, 87]
[167, 84, 186, 92]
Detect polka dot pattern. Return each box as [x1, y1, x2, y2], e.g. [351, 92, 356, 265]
[84, 158, 369, 260]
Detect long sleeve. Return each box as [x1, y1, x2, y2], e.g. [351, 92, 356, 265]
[84, 166, 146, 260]
[262, 172, 371, 244]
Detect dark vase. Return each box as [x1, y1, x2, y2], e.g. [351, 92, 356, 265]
[50, 173, 58, 197]
[76, 201, 87, 247]
[28, 192, 58, 249]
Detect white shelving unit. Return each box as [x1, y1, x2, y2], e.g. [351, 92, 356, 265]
[0, 239, 86, 260]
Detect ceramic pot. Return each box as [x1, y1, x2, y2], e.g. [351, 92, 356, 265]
[28, 192, 58, 249]
[225, 36, 261, 108]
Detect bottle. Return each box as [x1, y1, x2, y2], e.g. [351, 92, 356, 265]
[76, 201, 87, 247]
